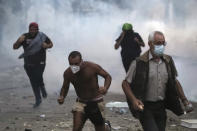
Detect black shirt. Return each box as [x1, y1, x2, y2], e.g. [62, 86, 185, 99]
[21, 33, 51, 65]
[116, 32, 144, 59]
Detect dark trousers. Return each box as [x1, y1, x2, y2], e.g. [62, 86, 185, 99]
[139, 101, 167, 131]
[24, 64, 46, 103]
[121, 57, 136, 72]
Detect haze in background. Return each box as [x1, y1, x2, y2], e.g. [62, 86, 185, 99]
[0, 0, 197, 101]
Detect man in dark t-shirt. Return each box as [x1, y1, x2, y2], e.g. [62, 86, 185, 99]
[22, 32, 52, 65]
[13, 22, 53, 108]
[114, 23, 145, 72]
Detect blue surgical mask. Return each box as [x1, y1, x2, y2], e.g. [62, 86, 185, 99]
[153, 45, 165, 56]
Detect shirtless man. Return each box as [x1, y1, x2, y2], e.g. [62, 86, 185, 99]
[57, 51, 112, 131]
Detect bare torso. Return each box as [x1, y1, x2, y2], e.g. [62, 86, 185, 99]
[65, 62, 102, 100]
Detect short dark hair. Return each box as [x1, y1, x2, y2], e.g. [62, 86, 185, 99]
[68, 51, 82, 60]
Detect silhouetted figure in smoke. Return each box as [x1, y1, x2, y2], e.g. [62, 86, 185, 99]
[13, 22, 53, 108]
[114, 23, 145, 72]
[122, 31, 193, 131]
[58, 51, 112, 131]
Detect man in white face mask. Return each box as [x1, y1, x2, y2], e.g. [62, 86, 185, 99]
[57, 51, 112, 131]
[122, 31, 193, 131]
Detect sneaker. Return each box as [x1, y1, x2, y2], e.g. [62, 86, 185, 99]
[33, 100, 42, 108]
[40, 86, 47, 98]
[105, 120, 111, 131]
[42, 91, 47, 98]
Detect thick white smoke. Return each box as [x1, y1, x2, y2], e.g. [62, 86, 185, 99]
[0, 0, 197, 100]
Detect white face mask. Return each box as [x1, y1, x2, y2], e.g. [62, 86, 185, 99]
[70, 65, 80, 74]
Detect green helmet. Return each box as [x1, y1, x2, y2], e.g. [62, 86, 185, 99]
[122, 23, 133, 31]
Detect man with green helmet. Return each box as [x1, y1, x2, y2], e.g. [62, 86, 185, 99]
[115, 23, 145, 72]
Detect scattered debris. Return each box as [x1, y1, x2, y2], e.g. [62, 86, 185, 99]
[181, 119, 197, 129]
[169, 118, 176, 122]
[128, 126, 142, 131]
[10, 121, 15, 124]
[15, 117, 19, 120]
[56, 122, 71, 128]
[170, 124, 177, 127]
[5, 126, 10, 130]
[112, 126, 121, 130]
[24, 122, 32, 128]
[40, 114, 46, 118]
[115, 108, 128, 114]
[106, 101, 129, 114]
[106, 102, 128, 108]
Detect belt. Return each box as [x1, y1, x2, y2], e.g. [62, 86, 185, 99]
[76, 97, 103, 104]
[145, 100, 164, 104]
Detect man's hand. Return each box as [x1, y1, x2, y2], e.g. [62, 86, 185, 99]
[42, 42, 48, 49]
[99, 86, 107, 95]
[134, 37, 145, 47]
[134, 37, 139, 43]
[182, 100, 194, 113]
[13, 35, 25, 49]
[57, 96, 64, 105]
[114, 32, 126, 50]
[132, 98, 144, 111]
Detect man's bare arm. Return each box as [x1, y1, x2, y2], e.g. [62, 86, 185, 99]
[13, 35, 25, 49]
[175, 79, 194, 112]
[58, 72, 70, 104]
[122, 80, 137, 103]
[134, 37, 145, 47]
[122, 80, 144, 111]
[114, 32, 125, 49]
[95, 64, 112, 94]
[175, 79, 189, 105]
